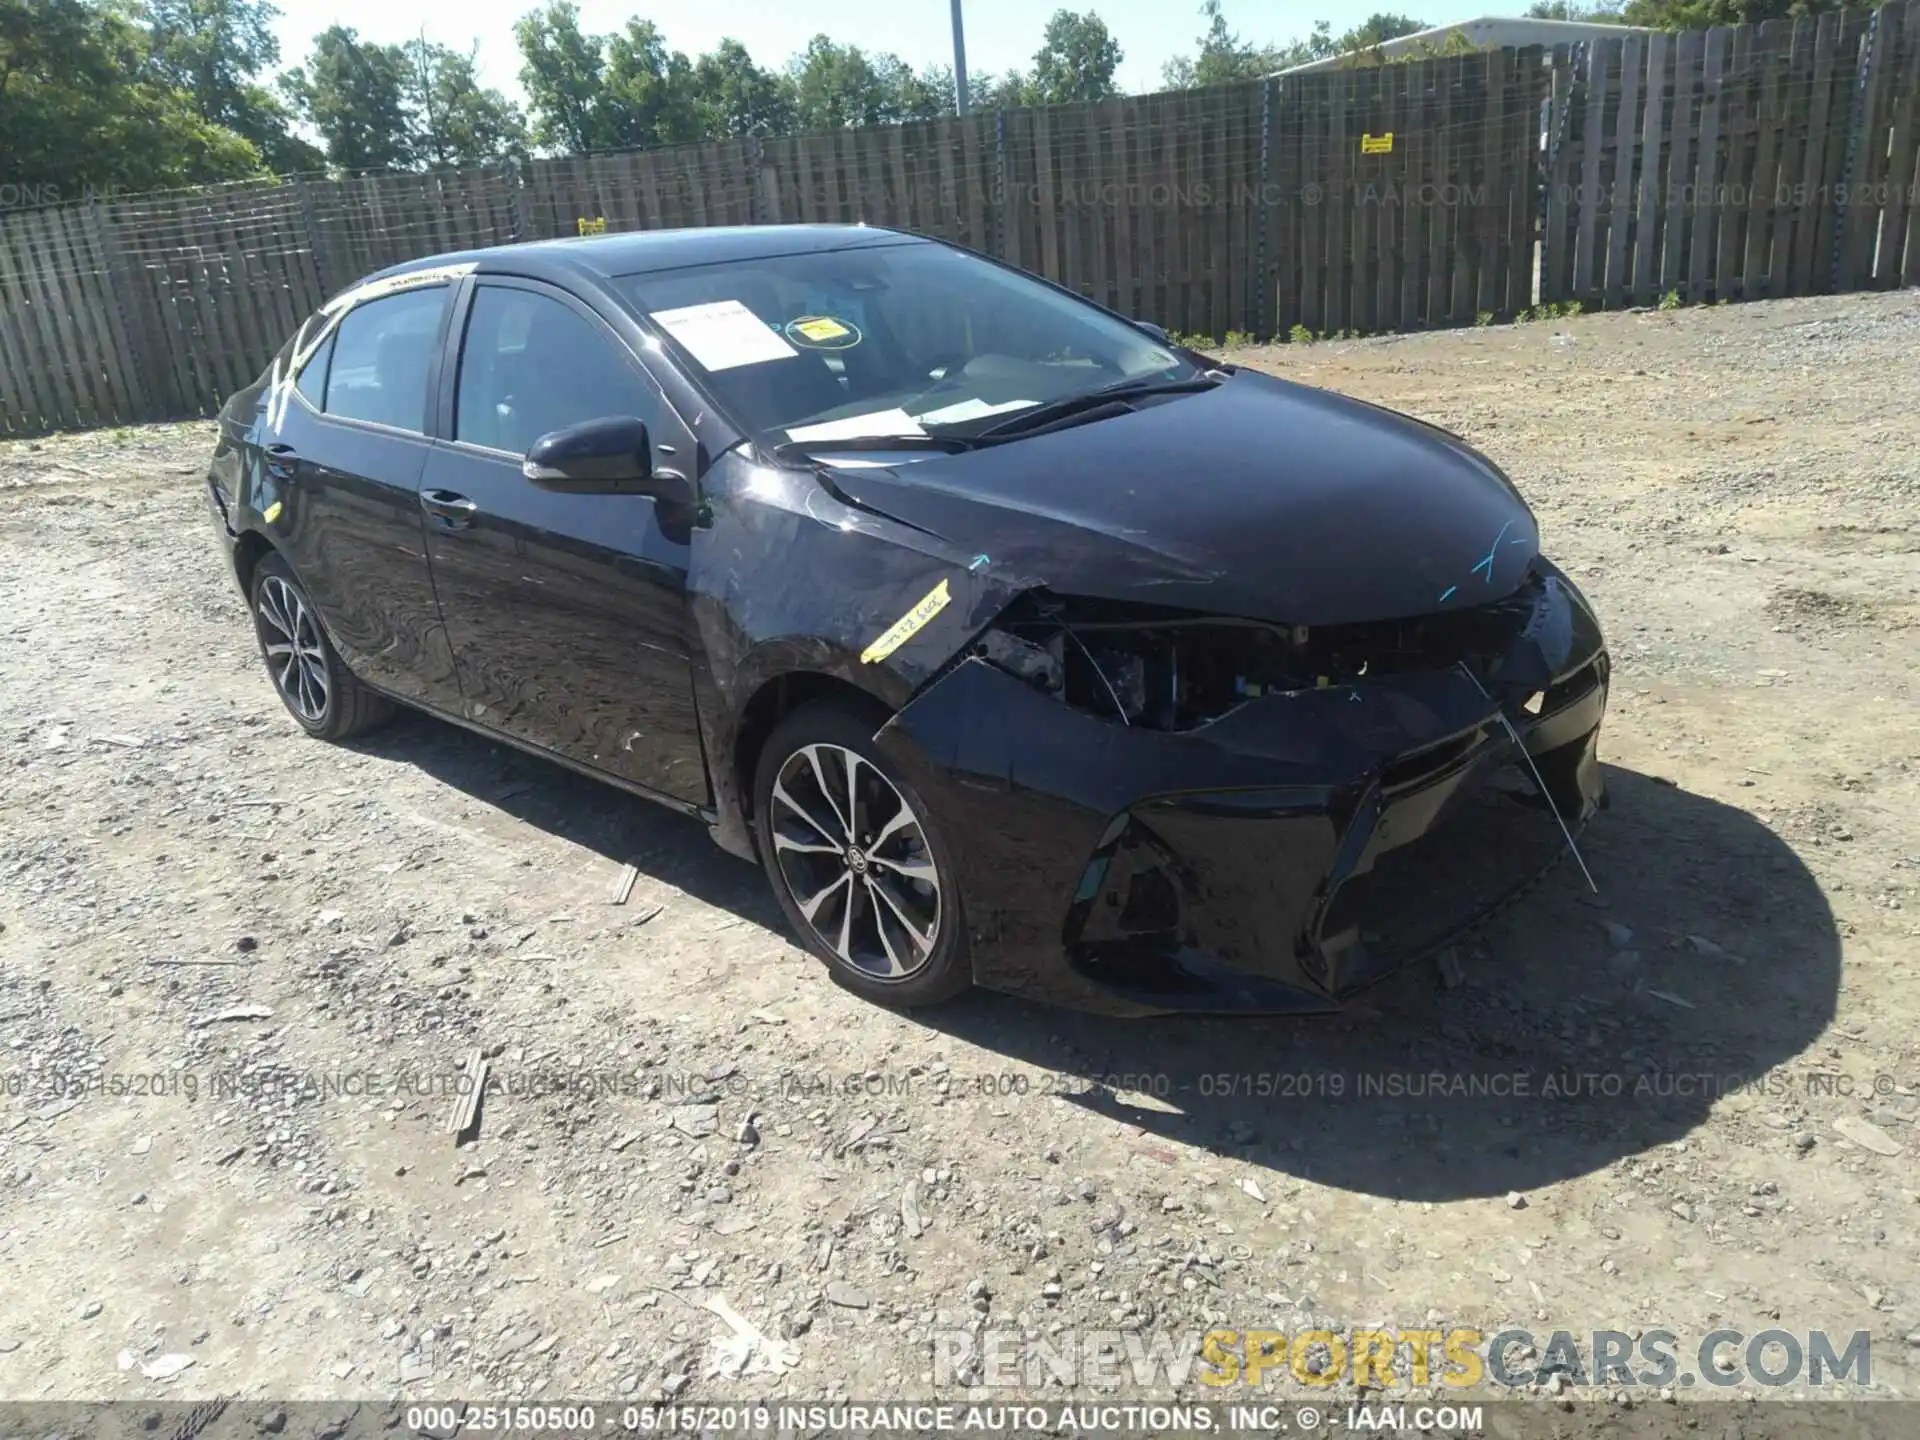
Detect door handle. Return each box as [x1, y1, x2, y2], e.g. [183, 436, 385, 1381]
[264, 442, 297, 478]
[420, 489, 479, 529]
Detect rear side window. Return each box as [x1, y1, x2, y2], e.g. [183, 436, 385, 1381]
[324, 287, 447, 432]
[294, 332, 333, 406]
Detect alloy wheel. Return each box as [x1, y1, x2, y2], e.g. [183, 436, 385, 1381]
[768, 742, 942, 979]
[256, 574, 330, 723]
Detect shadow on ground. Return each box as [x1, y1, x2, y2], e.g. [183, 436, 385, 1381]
[345, 710, 778, 925]
[350, 718, 1839, 1202]
[927, 764, 1840, 1201]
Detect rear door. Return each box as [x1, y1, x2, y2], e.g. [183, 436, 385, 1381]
[417, 277, 709, 806]
[267, 282, 462, 711]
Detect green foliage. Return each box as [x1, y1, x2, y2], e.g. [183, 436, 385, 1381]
[1221, 329, 1254, 348]
[1619, 0, 1861, 29]
[1029, 11, 1122, 106]
[280, 26, 416, 172]
[1288, 324, 1316, 344]
[406, 36, 529, 166]
[1658, 288, 1683, 310]
[1524, 1, 1627, 19]
[1162, 3, 1433, 88]
[0, 0, 272, 196]
[1474, 310, 1494, 326]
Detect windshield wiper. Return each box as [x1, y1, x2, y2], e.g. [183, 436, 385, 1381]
[972, 374, 1224, 441]
[768, 433, 978, 467]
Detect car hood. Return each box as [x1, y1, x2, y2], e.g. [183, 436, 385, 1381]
[816, 369, 1539, 626]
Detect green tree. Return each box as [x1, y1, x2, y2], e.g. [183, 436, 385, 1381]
[1524, 0, 1627, 17]
[281, 25, 415, 173]
[1029, 10, 1123, 105]
[779, 37, 956, 128]
[1337, 12, 1429, 50]
[404, 35, 527, 167]
[1162, 0, 1305, 87]
[690, 38, 793, 137]
[138, 0, 321, 171]
[1617, 0, 1855, 25]
[514, 0, 608, 152]
[1, 0, 262, 196]
[787, 36, 890, 129]
[603, 19, 703, 146]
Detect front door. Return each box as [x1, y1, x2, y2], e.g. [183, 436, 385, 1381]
[419, 278, 709, 806]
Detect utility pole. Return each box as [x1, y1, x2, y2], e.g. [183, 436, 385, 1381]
[950, 0, 971, 113]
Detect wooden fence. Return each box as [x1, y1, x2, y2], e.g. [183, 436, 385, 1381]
[2, 2, 1917, 438]
[1541, 2, 1920, 304]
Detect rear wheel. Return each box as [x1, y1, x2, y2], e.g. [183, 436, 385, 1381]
[249, 551, 392, 741]
[753, 699, 970, 1008]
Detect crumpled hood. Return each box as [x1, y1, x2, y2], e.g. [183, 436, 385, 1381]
[818, 369, 1539, 626]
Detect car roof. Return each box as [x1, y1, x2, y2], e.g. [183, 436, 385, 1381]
[364, 224, 926, 290]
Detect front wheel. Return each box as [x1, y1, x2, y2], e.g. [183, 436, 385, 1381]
[249, 551, 392, 741]
[753, 699, 970, 1008]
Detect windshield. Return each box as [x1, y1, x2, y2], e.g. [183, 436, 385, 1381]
[621, 242, 1196, 447]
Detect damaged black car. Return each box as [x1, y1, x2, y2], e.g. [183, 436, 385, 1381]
[203, 224, 1609, 1014]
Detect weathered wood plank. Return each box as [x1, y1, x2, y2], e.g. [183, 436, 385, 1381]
[1633, 32, 1672, 303]
[1689, 27, 1731, 302]
[1606, 35, 1645, 308]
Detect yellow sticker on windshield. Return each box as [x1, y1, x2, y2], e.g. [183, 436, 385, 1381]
[786, 315, 862, 350]
[861, 579, 951, 664]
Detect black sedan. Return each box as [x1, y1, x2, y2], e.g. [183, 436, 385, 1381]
[204, 224, 1609, 1015]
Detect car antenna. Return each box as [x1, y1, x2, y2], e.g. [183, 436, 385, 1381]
[1457, 663, 1598, 894]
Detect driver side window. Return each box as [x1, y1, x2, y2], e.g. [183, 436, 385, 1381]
[455, 286, 663, 456]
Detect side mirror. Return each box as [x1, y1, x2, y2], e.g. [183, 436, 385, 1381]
[522, 416, 692, 504]
[1135, 320, 1171, 345]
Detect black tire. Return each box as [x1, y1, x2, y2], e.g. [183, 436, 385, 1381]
[753, 697, 971, 1008]
[249, 550, 393, 741]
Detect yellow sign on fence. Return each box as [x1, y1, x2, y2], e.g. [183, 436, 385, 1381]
[1361, 132, 1394, 154]
[577, 216, 608, 236]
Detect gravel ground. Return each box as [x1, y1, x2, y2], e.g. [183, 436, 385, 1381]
[0, 290, 1916, 1421]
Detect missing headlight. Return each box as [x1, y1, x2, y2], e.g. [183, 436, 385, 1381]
[979, 593, 1313, 730]
[975, 575, 1555, 733]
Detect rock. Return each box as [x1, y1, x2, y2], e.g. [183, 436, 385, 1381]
[1603, 921, 1635, 949]
[331, 1360, 354, 1379]
[399, 1352, 431, 1383]
[0, 1338, 19, 1353]
[1833, 1116, 1903, 1157]
[130, 1136, 152, 1157]
[1684, 934, 1736, 961]
[1041, 1281, 1063, 1301]
[1671, 1202, 1695, 1222]
[1793, 1132, 1817, 1153]
[1239, 1177, 1266, 1203]
[824, 1281, 870, 1309]
[189, 1003, 273, 1030]
[1507, 1192, 1528, 1210]
[139, 1354, 196, 1380]
[901, 1182, 926, 1238]
[76, 1301, 102, 1320]
[1435, 947, 1465, 988]
[671, 1104, 719, 1139]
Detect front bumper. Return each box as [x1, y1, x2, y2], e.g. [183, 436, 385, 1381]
[876, 571, 1608, 1015]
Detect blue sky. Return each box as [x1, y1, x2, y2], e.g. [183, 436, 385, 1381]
[270, 0, 1507, 104]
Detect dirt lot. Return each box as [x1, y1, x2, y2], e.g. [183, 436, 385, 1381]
[1, 291, 1916, 1418]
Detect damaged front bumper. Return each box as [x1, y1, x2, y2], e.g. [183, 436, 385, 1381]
[875, 568, 1609, 1015]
